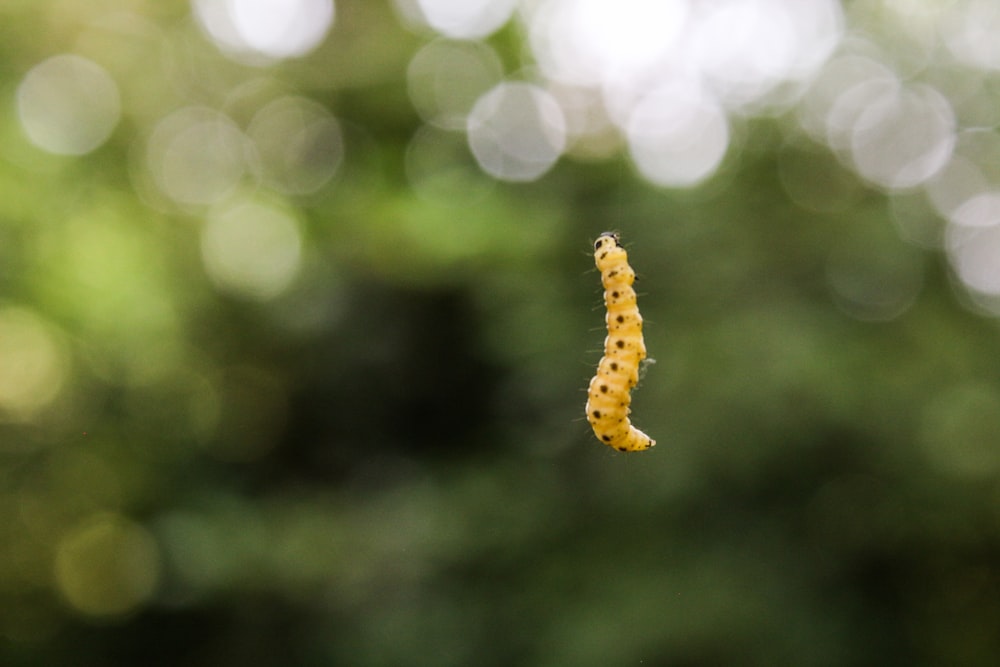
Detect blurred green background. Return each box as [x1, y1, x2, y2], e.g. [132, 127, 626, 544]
[4, 1, 1000, 665]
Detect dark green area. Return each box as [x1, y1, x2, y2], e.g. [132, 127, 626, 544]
[2, 2, 1000, 666]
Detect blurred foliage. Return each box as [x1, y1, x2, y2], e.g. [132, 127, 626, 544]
[3, 1, 1000, 666]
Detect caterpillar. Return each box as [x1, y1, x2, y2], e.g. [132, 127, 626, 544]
[586, 232, 656, 452]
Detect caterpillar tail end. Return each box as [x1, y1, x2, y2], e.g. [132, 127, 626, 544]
[609, 428, 656, 453]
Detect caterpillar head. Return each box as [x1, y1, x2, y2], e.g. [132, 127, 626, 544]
[594, 231, 621, 252]
[594, 231, 629, 273]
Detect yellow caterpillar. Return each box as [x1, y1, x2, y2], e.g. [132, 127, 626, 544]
[586, 232, 655, 452]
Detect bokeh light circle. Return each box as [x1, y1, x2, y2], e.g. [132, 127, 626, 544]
[247, 96, 344, 195]
[848, 83, 955, 190]
[946, 223, 1000, 296]
[625, 84, 729, 188]
[466, 82, 567, 182]
[407, 39, 504, 130]
[200, 197, 304, 300]
[192, 0, 335, 63]
[398, 0, 517, 39]
[54, 513, 160, 617]
[528, 0, 689, 88]
[17, 54, 121, 156]
[0, 307, 68, 420]
[146, 107, 249, 206]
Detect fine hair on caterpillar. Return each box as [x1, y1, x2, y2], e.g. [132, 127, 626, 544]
[585, 231, 655, 452]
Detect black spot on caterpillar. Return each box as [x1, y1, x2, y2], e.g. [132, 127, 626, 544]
[585, 232, 655, 452]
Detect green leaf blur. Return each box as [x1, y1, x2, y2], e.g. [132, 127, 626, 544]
[2, 2, 1000, 666]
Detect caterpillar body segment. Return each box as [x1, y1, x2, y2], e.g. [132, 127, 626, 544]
[585, 232, 655, 453]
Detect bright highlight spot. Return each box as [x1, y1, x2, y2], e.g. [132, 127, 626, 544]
[17, 54, 121, 156]
[0, 307, 68, 420]
[801, 55, 954, 191]
[925, 130, 1000, 305]
[54, 513, 160, 617]
[799, 56, 897, 147]
[926, 130, 1000, 228]
[467, 82, 566, 182]
[848, 83, 955, 190]
[193, 0, 335, 63]
[692, 0, 841, 108]
[946, 223, 1000, 297]
[942, 0, 1000, 71]
[626, 84, 729, 188]
[401, 0, 516, 39]
[529, 0, 689, 87]
[503, 0, 840, 187]
[201, 197, 303, 300]
[247, 96, 344, 195]
[146, 107, 248, 206]
[949, 192, 1000, 230]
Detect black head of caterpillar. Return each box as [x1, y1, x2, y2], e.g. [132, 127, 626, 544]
[593, 231, 621, 256]
[585, 232, 655, 453]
